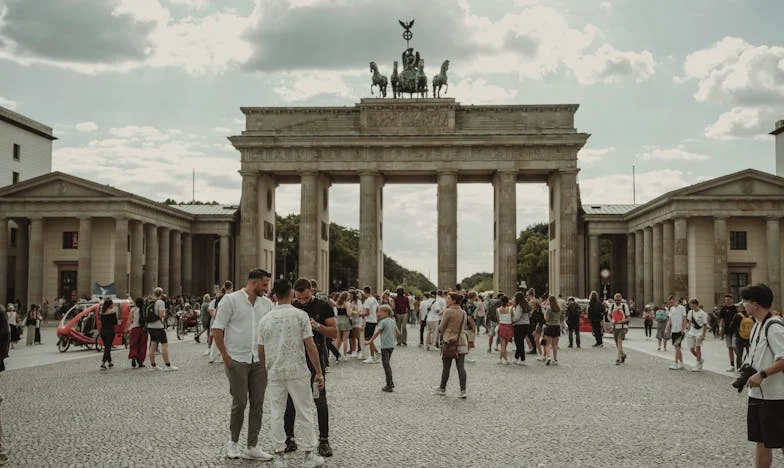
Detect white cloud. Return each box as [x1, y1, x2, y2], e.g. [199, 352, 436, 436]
[448, 78, 518, 103]
[579, 169, 700, 205]
[579, 146, 615, 167]
[704, 105, 779, 140]
[162, 0, 208, 9]
[272, 71, 360, 103]
[570, 44, 655, 85]
[108, 125, 174, 141]
[638, 144, 711, 161]
[600, 1, 612, 11]
[75, 121, 98, 133]
[214, 127, 231, 133]
[0, 96, 18, 110]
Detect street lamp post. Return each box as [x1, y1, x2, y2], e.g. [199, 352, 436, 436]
[277, 234, 294, 280]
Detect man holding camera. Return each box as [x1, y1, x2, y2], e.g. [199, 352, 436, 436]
[740, 284, 784, 468]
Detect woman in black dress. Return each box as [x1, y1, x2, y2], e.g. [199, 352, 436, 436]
[99, 298, 117, 370]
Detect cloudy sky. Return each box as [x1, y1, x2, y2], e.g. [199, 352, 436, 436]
[1, 0, 782, 283]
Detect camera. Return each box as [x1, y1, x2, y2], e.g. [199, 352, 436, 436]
[732, 364, 757, 392]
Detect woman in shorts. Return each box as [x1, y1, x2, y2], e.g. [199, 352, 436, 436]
[496, 296, 514, 365]
[334, 292, 352, 357]
[655, 303, 670, 351]
[348, 289, 364, 358]
[530, 298, 545, 360]
[543, 296, 562, 366]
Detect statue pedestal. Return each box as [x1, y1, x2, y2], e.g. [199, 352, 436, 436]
[358, 98, 456, 134]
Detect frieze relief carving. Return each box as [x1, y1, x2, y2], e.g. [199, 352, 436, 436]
[364, 108, 450, 129]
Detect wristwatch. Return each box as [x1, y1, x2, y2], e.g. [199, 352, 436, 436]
[760, 370, 768, 379]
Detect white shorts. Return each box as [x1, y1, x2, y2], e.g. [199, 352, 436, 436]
[686, 334, 704, 349]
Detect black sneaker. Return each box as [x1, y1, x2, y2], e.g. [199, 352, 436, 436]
[284, 438, 297, 453]
[131, 358, 137, 368]
[318, 440, 333, 457]
[621, 353, 627, 363]
[138, 363, 146, 368]
[194, 335, 200, 344]
[615, 360, 620, 365]
[382, 385, 393, 392]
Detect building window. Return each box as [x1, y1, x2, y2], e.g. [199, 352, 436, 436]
[730, 231, 747, 250]
[10, 228, 16, 248]
[62, 232, 79, 249]
[264, 221, 274, 241]
[12, 172, 19, 184]
[729, 271, 750, 302]
[13, 144, 20, 161]
[321, 221, 328, 241]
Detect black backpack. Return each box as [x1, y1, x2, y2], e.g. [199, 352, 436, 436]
[144, 300, 160, 324]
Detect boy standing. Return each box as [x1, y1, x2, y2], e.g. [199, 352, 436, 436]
[365, 305, 399, 392]
[686, 298, 708, 372]
[667, 295, 688, 370]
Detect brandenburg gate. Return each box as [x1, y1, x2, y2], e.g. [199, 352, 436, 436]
[229, 98, 589, 296]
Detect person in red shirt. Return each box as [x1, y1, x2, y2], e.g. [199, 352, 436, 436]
[392, 287, 410, 346]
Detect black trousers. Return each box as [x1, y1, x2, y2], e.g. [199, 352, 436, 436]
[513, 324, 529, 360]
[419, 320, 427, 344]
[101, 328, 115, 363]
[440, 355, 466, 391]
[590, 320, 603, 345]
[644, 320, 653, 337]
[568, 323, 581, 347]
[381, 348, 394, 387]
[285, 370, 329, 441]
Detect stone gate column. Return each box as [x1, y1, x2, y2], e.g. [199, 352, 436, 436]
[77, 217, 92, 300]
[219, 234, 230, 283]
[359, 172, 383, 293]
[239, 170, 259, 281]
[438, 171, 458, 290]
[493, 171, 517, 295]
[170, 230, 182, 297]
[130, 220, 143, 298]
[662, 220, 674, 299]
[114, 217, 129, 298]
[143, 224, 158, 294]
[182, 233, 192, 296]
[673, 217, 688, 301]
[634, 230, 644, 304]
[158, 227, 170, 294]
[0, 218, 7, 306]
[299, 172, 330, 289]
[588, 234, 600, 295]
[643, 226, 653, 304]
[27, 217, 43, 308]
[626, 234, 635, 300]
[653, 223, 663, 304]
[14, 219, 28, 310]
[766, 217, 781, 310]
[714, 216, 729, 305]
[549, 170, 579, 297]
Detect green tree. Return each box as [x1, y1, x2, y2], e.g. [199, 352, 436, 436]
[517, 223, 549, 295]
[460, 272, 492, 290]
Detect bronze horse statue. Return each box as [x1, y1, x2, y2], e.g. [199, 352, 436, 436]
[369, 61, 388, 98]
[432, 59, 449, 98]
[416, 60, 428, 98]
[390, 61, 400, 99]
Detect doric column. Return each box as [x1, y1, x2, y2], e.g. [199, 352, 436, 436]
[653, 223, 663, 304]
[438, 171, 458, 290]
[143, 224, 158, 295]
[634, 230, 644, 304]
[14, 219, 28, 310]
[557, 170, 579, 296]
[662, 220, 674, 300]
[626, 234, 635, 300]
[170, 230, 182, 297]
[182, 233, 192, 296]
[713, 216, 729, 306]
[239, 170, 259, 281]
[257, 174, 277, 276]
[611, 237, 626, 297]
[299, 172, 331, 289]
[77, 217, 92, 300]
[27, 217, 43, 308]
[114, 217, 129, 298]
[588, 234, 600, 295]
[673, 217, 689, 301]
[219, 234, 230, 284]
[0, 218, 7, 306]
[130, 220, 143, 298]
[359, 172, 384, 293]
[766, 217, 781, 310]
[158, 227, 170, 294]
[207, 236, 217, 290]
[493, 170, 517, 295]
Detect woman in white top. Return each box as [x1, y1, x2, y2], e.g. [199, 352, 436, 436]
[496, 296, 514, 365]
[348, 290, 364, 358]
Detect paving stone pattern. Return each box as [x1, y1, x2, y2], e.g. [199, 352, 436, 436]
[0, 327, 761, 467]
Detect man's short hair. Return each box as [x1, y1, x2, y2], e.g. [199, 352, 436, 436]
[396, 287, 404, 295]
[689, 298, 700, 306]
[423, 292, 431, 298]
[293, 278, 312, 292]
[309, 279, 319, 290]
[223, 280, 233, 290]
[667, 295, 676, 302]
[273, 279, 292, 298]
[724, 294, 733, 298]
[363, 286, 372, 294]
[154, 287, 163, 298]
[248, 269, 271, 280]
[740, 283, 774, 308]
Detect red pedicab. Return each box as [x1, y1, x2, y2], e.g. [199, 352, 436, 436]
[56, 299, 131, 352]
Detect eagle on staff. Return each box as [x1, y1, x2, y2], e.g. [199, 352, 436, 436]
[399, 19, 415, 30]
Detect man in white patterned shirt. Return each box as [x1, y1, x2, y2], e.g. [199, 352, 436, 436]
[259, 279, 325, 468]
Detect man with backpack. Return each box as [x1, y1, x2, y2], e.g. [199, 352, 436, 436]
[741, 284, 784, 468]
[485, 292, 502, 353]
[392, 287, 410, 346]
[146, 287, 178, 371]
[719, 294, 739, 372]
[733, 303, 756, 371]
[685, 299, 708, 372]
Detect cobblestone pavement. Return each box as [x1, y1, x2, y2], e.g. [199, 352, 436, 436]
[1, 326, 770, 467]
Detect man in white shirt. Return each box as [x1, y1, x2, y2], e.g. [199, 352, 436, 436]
[362, 286, 379, 363]
[425, 291, 444, 351]
[259, 279, 325, 468]
[147, 287, 178, 371]
[686, 299, 708, 372]
[212, 269, 273, 461]
[418, 292, 433, 346]
[667, 295, 688, 370]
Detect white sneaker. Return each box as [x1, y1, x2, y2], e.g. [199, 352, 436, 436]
[273, 454, 288, 468]
[668, 363, 679, 370]
[464, 356, 475, 363]
[203, 350, 210, 356]
[725, 366, 736, 373]
[691, 366, 702, 372]
[226, 440, 241, 459]
[677, 363, 684, 370]
[536, 356, 545, 362]
[502, 359, 510, 365]
[363, 358, 375, 364]
[350, 351, 358, 358]
[458, 390, 467, 399]
[243, 446, 273, 461]
[552, 360, 559, 366]
[163, 364, 179, 371]
[432, 386, 445, 396]
[303, 452, 325, 468]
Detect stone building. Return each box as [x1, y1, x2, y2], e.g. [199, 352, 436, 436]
[0, 104, 55, 187]
[581, 169, 784, 310]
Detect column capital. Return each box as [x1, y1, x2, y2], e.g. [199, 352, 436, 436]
[358, 170, 380, 177]
[766, 216, 782, 222]
[238, 169, 258, 177]
[438, 169, 458, 176]
[713, 215, 729, 220]
[558, 168, 580, 175]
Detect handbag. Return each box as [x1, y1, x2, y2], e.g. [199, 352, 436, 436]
[441, 311, 466, 359]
